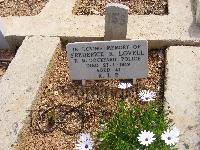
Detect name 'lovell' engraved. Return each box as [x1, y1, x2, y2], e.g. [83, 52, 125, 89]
[66, 40, 148, 80]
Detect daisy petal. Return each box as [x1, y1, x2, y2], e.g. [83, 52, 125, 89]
[75, 133, 94, 150]
[138, 90, 156, 102]
[161, 127, 180, 146]
[137, 130, 156, 146]
[118, 82, 132, 89]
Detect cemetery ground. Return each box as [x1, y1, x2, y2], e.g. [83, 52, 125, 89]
[14, 45, 165, 149]
[0, 49, 15, 80]
[0, 0, 49, 17]
[0, 0, 200, 149]
[0, 0, 167, 17]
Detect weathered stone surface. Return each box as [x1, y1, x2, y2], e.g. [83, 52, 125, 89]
[0, 18, 10, 49]
[105, 3, 128, 40]
[165, 46, 200, 150]
[66, 40, 148, 80]
[0, 36, 60, 150]
[1, 0, 200, 49]
[196, 0, 200, 25]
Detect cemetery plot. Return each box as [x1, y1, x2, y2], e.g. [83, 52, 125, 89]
[15, 46, 165, 149]
[0, 49, 15, 80]
[73, 0, 168, 15]
[0, 0, 49, 17]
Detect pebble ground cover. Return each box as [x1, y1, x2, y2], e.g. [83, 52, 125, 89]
[0, 49, 15, 80]
[73, 0, 168, 15]
[0, 0, 48, 16]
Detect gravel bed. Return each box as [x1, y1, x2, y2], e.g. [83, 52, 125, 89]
[15, 45, 165, 150]
[0, 0, 49, 17]
[0, 49, 15, 80]
[73, 0, 168, 15]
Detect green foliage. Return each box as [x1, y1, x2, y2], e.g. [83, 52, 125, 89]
[97, 100, 177, 150]
[47, 109, 56, 127]
[183, 143, 189, 149]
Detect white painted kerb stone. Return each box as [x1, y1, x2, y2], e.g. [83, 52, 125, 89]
[0, 36, 60, 149]
[165, 46, 200, 150]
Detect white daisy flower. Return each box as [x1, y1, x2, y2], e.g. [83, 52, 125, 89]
[75, 133, 94, 150]
[137, 130, 156, 146]
[161, 127, 180, 146]
[118, 82, 132, 89]
[138, 90, 156, 102]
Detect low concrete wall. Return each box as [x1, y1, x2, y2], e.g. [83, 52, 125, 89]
[165, 46, 200, 150]
[1, 0, 200, 50]
[0, 36, 60, 150]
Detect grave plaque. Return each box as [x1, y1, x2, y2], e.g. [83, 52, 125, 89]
[66, 40, 148, 80]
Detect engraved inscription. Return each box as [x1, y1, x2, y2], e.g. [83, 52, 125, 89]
[107, 12, 126, 25]
[66, 40, 148, 80]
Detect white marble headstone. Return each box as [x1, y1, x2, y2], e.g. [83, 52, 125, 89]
[66, 40, 148, 80]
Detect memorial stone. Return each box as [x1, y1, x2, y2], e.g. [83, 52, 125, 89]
[66, 40, 148, 81]
[105, 3, 129, 40]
